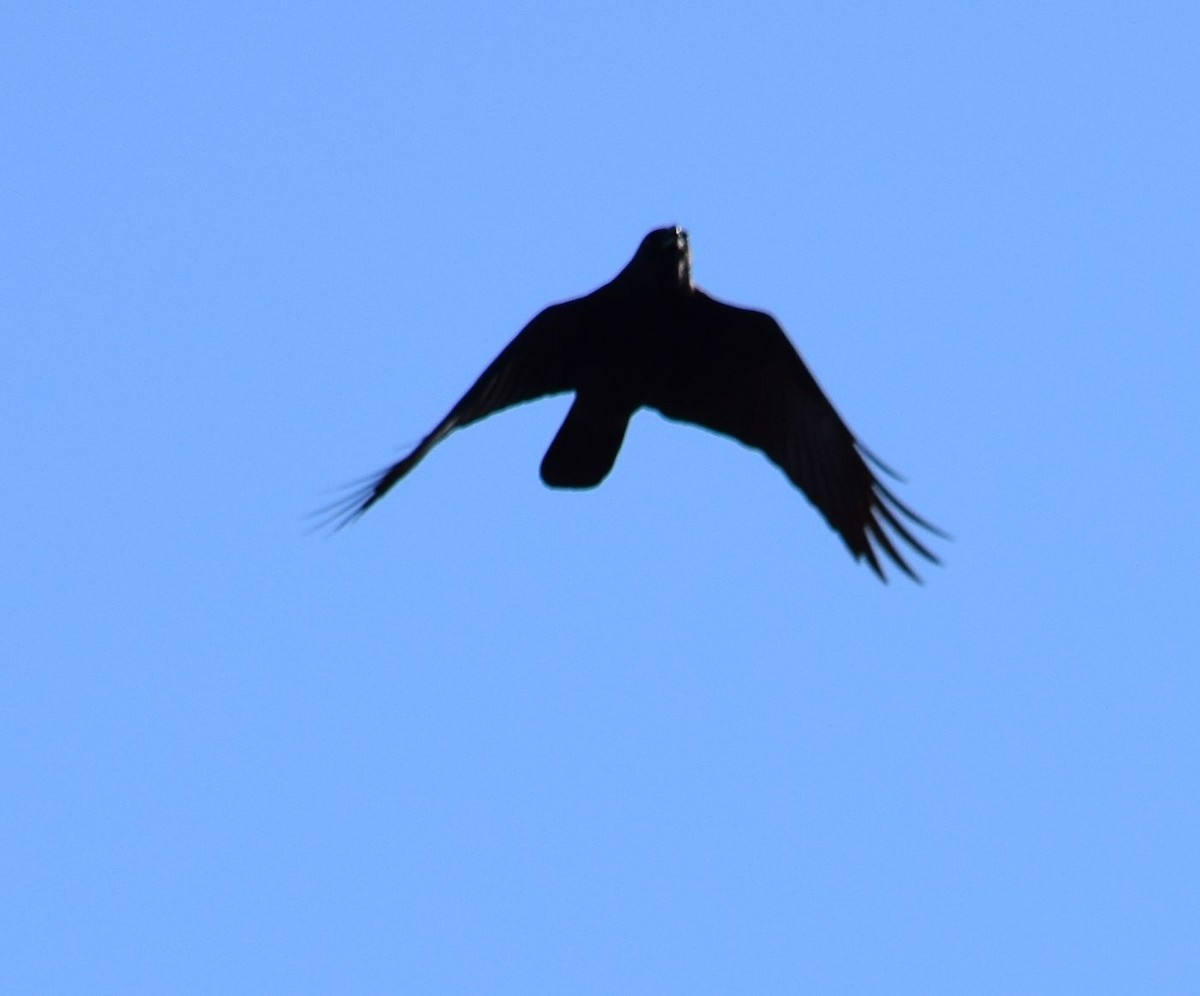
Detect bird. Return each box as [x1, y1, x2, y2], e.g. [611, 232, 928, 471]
[323, 226, 944, 581]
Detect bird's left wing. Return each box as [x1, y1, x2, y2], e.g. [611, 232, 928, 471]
[319, 298, 589, 527]
[648, 292, 943, 580]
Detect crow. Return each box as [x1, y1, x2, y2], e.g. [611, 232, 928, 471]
[325, 226, 944, 580]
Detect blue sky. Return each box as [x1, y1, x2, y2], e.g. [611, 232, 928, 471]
[4, 3, 1198, 991]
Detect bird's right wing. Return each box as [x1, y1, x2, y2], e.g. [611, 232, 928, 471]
[649, 292, 943, 580]
[319, 299, 588, 527]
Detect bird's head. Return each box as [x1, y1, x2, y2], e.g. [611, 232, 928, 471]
[623, 225, 693, 293]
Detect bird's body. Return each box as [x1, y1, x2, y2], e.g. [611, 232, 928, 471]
[327, 227, 943, 580]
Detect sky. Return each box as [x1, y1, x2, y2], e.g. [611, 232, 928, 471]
[4, 2, 1199, 991]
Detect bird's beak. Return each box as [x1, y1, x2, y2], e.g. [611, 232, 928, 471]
[656, 226, 686, 252]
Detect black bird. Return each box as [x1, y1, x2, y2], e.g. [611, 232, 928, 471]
[327, 226, 943, 580]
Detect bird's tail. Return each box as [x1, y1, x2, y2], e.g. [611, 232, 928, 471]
[540, 393, 633, 489]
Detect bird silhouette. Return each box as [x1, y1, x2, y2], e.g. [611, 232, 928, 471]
[324, 226, 944, 580]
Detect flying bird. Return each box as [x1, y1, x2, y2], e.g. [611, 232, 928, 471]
[325, 226, 944, 580]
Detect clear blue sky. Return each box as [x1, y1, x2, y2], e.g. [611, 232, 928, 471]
[5, 3, 1198, 992]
